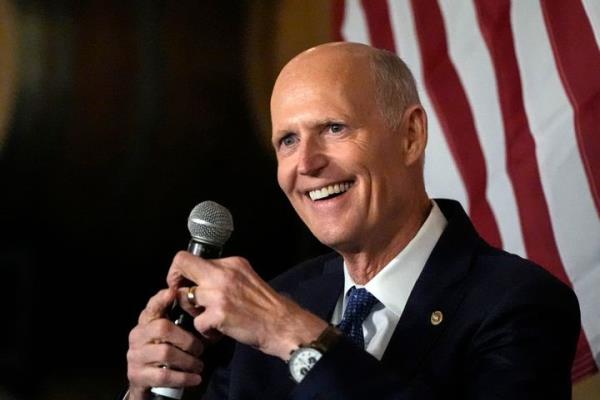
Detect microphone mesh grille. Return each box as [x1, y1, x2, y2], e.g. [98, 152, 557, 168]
[187, 201, 234, 247]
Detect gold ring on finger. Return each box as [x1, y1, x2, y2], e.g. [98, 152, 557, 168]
[187, 285, 199, 308]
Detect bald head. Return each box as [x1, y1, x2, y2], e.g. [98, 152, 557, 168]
[272, 42, 420, 131]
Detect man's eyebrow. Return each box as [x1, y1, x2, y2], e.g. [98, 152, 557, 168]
[289, 117, 348, 131]
[272, 128, 293, 141]
[313, 116, 348, 124]
[272, 117, 350, 140]
[312, 118, 341, 128]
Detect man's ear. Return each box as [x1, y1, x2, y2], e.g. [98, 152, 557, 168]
[402, 105, 427, 166]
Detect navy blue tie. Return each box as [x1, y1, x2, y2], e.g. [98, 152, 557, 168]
[337, 287, 378, 349]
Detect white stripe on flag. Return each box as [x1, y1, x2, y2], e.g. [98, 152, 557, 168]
[438, 0, 526, 257]
[341, 0, 370, 45]
[582, 0, 600, 50]
[387, 0, 469, 209]
[512, 0, 600, 366]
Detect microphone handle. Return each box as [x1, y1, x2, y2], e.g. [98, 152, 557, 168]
[187, 239, 223, 258]
[150, 240, 222, 399]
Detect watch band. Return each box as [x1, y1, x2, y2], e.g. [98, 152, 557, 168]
[309, 324, 342, 352]
[288, 324, 342, 358]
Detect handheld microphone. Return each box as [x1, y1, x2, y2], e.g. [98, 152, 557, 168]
[151, 200, 234, 400]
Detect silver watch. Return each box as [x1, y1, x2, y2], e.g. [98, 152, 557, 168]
[288, 325, 341, 383]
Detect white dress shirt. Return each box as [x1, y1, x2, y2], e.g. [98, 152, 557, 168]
[330, 200, 447, 360]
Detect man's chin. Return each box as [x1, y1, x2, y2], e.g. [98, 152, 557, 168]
[311, 230, 359, 253]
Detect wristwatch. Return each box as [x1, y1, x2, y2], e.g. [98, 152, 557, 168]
[288, 325, 342, 383]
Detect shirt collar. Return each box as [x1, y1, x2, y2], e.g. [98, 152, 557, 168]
[342, 200, 447, 316]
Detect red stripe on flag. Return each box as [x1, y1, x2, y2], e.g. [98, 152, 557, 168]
[410, 0, 502, 248]
[572, 340, 598, 380]
[474, 0, 597, 380]
[360, 0, 396, 52]
[332, 0, 345, 42]
[474, 1, 570, 285]
[541, 0, 600, 216]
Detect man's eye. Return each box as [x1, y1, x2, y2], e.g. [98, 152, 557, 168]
[329, 123, 345, 134]
[280, 134, 298, 147]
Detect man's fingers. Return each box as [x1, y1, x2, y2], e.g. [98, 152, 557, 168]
[171, 287, 224, 343]
[131, 319, 204, 357]
[128, 363, 202, 389]
[192, 306, 226, 338]
[167, 251, 208, 288]
[138, 288, 176, 325]
[149, 319, 204, 357]
[127, 343, 204, 374]
[175, 286, 205, 317]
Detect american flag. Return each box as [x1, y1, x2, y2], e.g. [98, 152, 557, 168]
[334, 0, 600, 382]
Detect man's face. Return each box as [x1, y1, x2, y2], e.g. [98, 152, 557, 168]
[271, 52, 416, 253]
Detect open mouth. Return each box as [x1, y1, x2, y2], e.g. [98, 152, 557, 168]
[308, 181, 354, 201]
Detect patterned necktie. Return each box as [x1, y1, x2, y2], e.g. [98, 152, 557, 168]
[337, 286, 379, 349]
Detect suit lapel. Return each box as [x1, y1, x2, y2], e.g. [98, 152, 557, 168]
[294, 256, 344, 320]
[381, 200, 481, 377]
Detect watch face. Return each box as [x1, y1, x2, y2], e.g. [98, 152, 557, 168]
[289, 347, 323, 383]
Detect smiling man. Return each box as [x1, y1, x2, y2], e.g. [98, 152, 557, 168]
[125, 43, 580, 399]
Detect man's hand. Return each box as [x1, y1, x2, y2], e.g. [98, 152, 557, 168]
[126, 288, 205, 400]
[167, 251, 328, 361]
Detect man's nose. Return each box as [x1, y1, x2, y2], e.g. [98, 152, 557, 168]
[297, 137, 327, 176]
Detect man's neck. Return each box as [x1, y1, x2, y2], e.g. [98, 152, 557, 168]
[341, 198, 432, 285]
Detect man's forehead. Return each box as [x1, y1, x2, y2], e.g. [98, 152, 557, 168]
[271, 47, 374, 108]
[270, 67, 370, 122]
[278, 43, 373, 81]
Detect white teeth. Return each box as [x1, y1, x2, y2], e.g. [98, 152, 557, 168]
[308, 182, 353, 201]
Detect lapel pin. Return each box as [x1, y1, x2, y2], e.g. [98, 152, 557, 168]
[430, 310, 443, 325]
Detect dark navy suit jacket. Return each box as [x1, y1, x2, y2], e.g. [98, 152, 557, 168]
[200, 199, 580, 399]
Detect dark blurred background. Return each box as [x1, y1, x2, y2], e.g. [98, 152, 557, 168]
[0, 1, 331, 398]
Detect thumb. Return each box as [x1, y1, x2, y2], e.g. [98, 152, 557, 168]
[137, 288, 176, 325]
